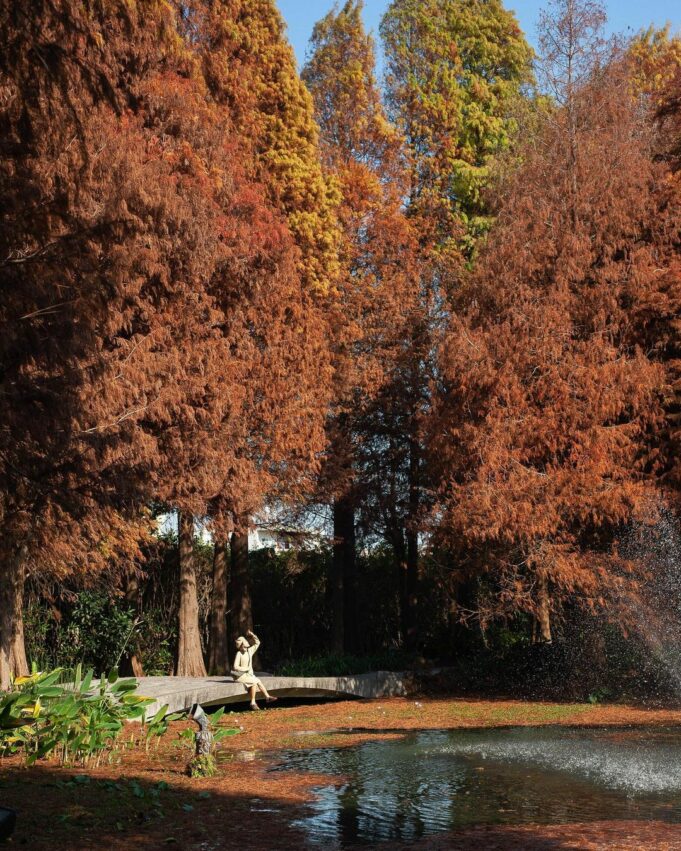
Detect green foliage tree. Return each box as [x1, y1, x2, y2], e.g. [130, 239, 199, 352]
[381, 0, 534, 255]
[353, 0, 533, 647]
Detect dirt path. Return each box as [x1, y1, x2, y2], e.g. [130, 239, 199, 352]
[4, 697, 681, 850]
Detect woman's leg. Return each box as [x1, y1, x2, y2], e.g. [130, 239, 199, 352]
[248, 684, 259, 708]
[255, 679, 277, 702]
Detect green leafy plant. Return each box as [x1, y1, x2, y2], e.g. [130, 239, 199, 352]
[588, 687, 613, 705]
[0, 665, 168, 766]
[143, 704, 184, 752]
[187, 753, 216, 778]
[172, 727, 196, 751]
[24, 593, 138, 674]
[206, 707, 240, 745]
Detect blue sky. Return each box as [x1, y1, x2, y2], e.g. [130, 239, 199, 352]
[276, 0, 681, 67]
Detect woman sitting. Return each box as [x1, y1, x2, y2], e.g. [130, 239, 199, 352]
[231, 630, 277, 710]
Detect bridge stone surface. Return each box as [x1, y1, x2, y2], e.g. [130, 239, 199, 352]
[136, 671, 411, 718]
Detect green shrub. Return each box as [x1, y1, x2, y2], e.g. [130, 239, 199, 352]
[63, 592, 137, 671]
[134, 609, 175, 676]
[24, 592, 137, 674]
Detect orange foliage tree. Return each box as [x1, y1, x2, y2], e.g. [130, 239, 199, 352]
[0, 0, 197, 685]
[0, 0, 332, 681]
[641, 70, 681, 501]
[428, 1, 673, 641]
[177, 0, 337, 670]
[303, 0, 418, 652]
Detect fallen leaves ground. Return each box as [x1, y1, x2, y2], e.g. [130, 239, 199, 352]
[4, 697, 681, 849]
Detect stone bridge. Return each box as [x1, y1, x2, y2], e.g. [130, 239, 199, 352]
[135, 671, 411, 719]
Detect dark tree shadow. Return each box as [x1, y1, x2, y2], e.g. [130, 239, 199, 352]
[1, 762, 679, 850]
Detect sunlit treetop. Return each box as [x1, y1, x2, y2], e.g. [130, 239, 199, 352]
[380, 0, 535, 252]
[628, 25, 681, 99]
[303, 0, 401, 174]
[190, 0, 341, 295]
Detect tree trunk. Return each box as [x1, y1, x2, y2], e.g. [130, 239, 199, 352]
[332, 496, 356, 655]
[535, 575, 552, 644]
[176, 512, 207, 677]
[404, 435, 420, 651]
[0, 545, 29, 690]
[394, 530, 409, 646]
[448, 574, 478, 655]
[207, 538, 230, 674]
[229, 522, 252, 643]
[341, 503, 357, 656]
[404, 528, 418, 651]
[120, 570, 144, 678]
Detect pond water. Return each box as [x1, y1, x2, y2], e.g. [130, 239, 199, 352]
[271, 726, 681, 846]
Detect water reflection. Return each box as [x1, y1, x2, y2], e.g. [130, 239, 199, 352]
[272, 727, 681, 846]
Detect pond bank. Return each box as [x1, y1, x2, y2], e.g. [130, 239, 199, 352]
[4, 697, 681, 849]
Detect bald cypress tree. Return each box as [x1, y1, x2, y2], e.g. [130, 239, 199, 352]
[192, 0, 341, 295]
[174, 1, 338, 666]
[641, 70, 681, 500]
[0, 0, 185, 685]
[429, 1, 674, 639]
[0, 0, 331, 683]
[303, 0, 418, 652]
[351, 0, 534, 648]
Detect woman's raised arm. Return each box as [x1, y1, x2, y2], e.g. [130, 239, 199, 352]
[247, 630, 260, 655]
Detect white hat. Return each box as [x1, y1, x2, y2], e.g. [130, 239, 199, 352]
[235, 636, 249, 649]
